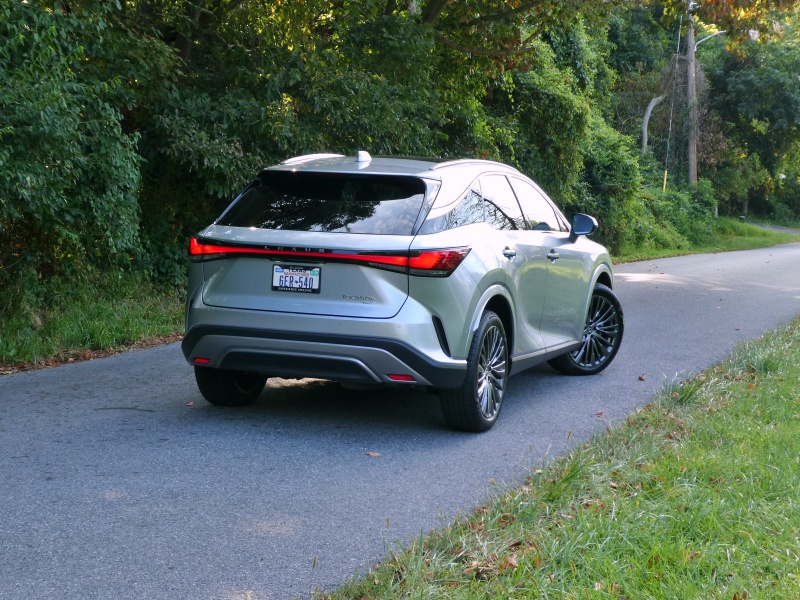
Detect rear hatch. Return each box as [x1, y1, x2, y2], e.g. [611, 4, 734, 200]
[193, 171, 430, 319]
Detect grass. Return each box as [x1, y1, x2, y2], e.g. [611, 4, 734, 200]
[0, 271, 183, 370]
[319, 317, 800, 599]
[615, 217, 800, 263]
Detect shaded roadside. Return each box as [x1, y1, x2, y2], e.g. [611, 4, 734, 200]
[751, 222, 800, 236]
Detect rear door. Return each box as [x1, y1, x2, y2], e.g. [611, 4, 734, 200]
[509, 177, 591, 347]
[479, 175, 549, 356]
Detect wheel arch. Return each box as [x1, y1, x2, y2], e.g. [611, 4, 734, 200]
[475, 293, 515, 372]
[594, 268, 613, 290]
[484, 294, 513, 345]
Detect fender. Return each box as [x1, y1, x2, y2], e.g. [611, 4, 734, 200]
[457, 283, 518, 365]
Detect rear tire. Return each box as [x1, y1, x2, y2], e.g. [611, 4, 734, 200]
[548, 283, 623, 375]
[440, 310, 508, 432]
[194, 367, 267, 407]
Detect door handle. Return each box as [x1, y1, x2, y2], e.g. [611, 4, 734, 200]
[502, 247, 517, 258]
[546, 250, 560, 262]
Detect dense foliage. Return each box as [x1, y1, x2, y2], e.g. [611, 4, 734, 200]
[1, 1, 799, 313]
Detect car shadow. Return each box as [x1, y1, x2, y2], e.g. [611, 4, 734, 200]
[183, 366, 563, 439]
[190, 377, 450, 434]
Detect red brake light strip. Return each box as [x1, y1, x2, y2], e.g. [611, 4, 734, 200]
[189, 238, 470, 273]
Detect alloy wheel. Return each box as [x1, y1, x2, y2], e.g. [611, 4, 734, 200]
[571, 292, 621, 369]
[476, 324, 507, 419]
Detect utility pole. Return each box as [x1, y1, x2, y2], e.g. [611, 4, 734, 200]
[687, 15, 698, 186]
[687, 1, 728, 189]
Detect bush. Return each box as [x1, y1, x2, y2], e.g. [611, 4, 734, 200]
[773, 202, 796, 223]
[618, 181, 719, 254]
[0, 3, 174, 287]
[567, 118, 642, 253]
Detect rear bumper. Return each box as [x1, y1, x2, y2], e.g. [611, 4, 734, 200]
[182, 325, 467, 389]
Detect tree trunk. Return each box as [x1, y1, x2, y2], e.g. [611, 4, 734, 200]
[421, 0, 450, 24]
[642, 95, 665, 156]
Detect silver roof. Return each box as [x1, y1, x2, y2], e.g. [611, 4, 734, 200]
[267, 152, 521, 179]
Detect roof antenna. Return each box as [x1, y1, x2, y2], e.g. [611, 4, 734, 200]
[356, 151, 372, 163]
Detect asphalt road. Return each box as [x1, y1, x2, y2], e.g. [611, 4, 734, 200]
[2, 244, 800, 600]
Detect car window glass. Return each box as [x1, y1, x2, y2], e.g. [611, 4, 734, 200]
[418, 181, 484, 234]
[216, 172, 426, 235]
[509, 177, 564, 232]
[481, 175, 525, 230]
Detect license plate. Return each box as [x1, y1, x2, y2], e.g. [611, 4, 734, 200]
[272, 265, 321, 293]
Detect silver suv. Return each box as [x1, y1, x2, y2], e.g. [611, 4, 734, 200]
[182, 152, 623, 431]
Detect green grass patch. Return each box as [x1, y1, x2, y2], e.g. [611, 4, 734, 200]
[0, 271, 183, 368]
[616, 217, 800, 263]
[321, 318, 800, 599]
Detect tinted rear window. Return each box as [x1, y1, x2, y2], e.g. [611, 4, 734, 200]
[217, 172, 427, 235]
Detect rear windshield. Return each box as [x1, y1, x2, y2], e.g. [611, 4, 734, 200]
[217, 171, 427, 235]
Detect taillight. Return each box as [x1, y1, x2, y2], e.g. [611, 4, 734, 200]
[189, 237, 230, 257]
[189, 238, 469, 277]
[189, 238, 333, 260]
[408, 248, 471, 276]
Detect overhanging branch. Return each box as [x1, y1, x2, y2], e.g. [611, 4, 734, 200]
[434, 31, 538, 57]
[463, 1, 539, 27]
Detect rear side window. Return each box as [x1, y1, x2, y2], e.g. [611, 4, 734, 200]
[480, 175, 525, 230]
[217, 171, 427, 235]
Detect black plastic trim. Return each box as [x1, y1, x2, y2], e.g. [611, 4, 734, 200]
[431, 316, 451, 357]
[182, 325, 466, 389]
[219, 352, 377, 384]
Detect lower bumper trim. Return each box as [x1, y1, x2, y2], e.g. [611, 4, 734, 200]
[183, 325, 466, 389]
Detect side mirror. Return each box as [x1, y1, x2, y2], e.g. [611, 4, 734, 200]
[569, 213, 598, 242]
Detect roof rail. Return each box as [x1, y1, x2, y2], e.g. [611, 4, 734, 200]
[430, 158, 519, 171]
[281, 153, 345, 166]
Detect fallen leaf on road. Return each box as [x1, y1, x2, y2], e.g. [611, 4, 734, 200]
[639, 374, 647, 381]
[366, 451, 381, 457]
[596, 411, 604, 417]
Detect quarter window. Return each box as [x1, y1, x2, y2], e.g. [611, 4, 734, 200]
[448, 184, 485, 229]
[418, 182, 484, 234]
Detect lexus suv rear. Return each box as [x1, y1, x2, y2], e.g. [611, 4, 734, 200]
[182, 152, 623, 431]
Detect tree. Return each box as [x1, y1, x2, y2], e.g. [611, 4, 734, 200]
[0, 3, 174, 286]
[704, 9, 800, 214]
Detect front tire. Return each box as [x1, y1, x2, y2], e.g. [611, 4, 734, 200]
[194, 367, 267, 407]
[440, 311, 508, 432]
[548, 283, 623, 375]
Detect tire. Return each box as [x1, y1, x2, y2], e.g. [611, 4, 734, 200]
[548, 283, 624, 376]
[194, 367, 267, 407]
[440, 310, 508, 432]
